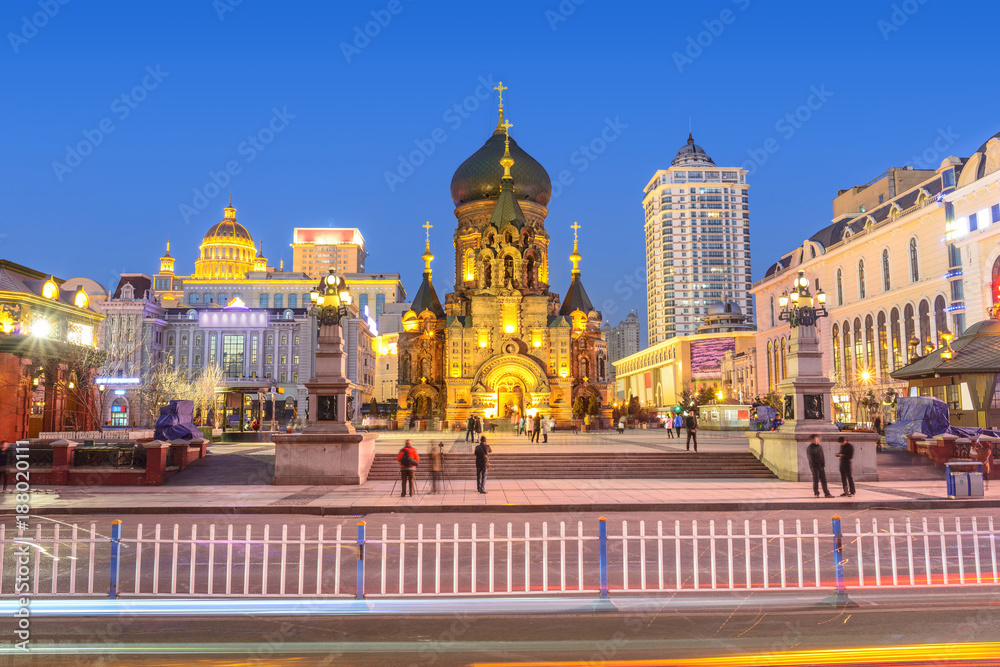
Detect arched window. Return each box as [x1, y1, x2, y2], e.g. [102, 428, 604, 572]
[909, 238, 920, 282]
[766, 341, 773, 391]
[376, 293, 386, 315]
[189, 292, 199, 304]
[273, 294, 283, 309]
[865, 314, 875, 373]
[918, 299, 931, 354]
[358, 293, 369, 315]
[934, 295, 948, 344]
[877, 312, 888, 376]
[464, 249, 475, 282]
[903, 303, 916, 360]
[858, 260, 866, 299]
[854, 318, 864, 373]
[836, 268, 843, 306]
[890, 307, 901, 370]
[842, 321, 852, 379]
[260, 294, 269, 308]
[832, 323, 842, 382]
[882, 249, 891, 292]
[218, 293, 226, 305]
[288, 294, 297, 309]
[779, 338, 787, 381]
[769, 295, 775, 328]
[302, 293, 311, 305]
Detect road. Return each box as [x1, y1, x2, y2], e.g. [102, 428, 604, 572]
[5, 590, 1000, 666]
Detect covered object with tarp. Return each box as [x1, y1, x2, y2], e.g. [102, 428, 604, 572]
[884, 396, 951, 448]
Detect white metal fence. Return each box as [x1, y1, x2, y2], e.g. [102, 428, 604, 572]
[1, 516, 998, 599]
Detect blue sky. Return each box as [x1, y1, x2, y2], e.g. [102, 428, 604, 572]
[3, 0, 998, 342]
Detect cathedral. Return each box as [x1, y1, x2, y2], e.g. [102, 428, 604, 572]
[396, 90, 611, 427]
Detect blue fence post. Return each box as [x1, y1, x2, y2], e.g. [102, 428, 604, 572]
[109, 520, 122, 600]
[356, 521, 366, 600]
[823, 514, 856, 607]
[598, 517, 608, 599]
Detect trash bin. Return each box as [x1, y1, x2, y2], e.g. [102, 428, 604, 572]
[946, 461, 985, 499]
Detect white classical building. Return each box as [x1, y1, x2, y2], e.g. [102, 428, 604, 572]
[752, 130, 1000, 421]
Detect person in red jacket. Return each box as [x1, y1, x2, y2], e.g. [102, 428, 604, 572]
[397, 439, 420, 497]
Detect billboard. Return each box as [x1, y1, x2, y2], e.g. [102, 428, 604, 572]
[690, 338, 736, 380]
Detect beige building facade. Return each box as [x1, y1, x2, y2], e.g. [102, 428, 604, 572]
[291, 228, 367, 279]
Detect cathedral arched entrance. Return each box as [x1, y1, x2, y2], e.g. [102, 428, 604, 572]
[494, 376, 526, 420]
[471, 353, 549, 421]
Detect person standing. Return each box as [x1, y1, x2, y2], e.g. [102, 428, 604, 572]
[684, 412, 698, 453]
[663, 417, 673, 438]
[807, 434, 834, 498]
[526, 414, 535, 440]
[0, 442, 8, 492]
[475, 436, 492, 494]
[532, 415, 542, 443]
[518, 415, 526, 436]
[428, 442, 444, 494]
[396, 439, 420, 498]
[836, 436, 855, 497]
[465, 415, 475, 443]
[474, 415, 482, 440]
[673, 413, 683, 438]
[618, 417, 625, 434]
[540, 414, 549, 443]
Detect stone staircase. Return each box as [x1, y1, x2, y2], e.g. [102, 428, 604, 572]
[367, 451, 776, 480]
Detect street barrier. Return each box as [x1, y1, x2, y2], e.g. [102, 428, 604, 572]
[1, 515, 997, 599]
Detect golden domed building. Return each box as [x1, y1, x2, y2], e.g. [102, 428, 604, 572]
[194, 198, 259, 279]
[397, 90, 611, 427]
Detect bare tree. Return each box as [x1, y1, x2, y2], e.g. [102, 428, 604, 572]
[135, 361, 194, 427]
[190, 364, 224, 425]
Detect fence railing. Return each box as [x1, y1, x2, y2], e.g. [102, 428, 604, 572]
[1, 515, 998, 600]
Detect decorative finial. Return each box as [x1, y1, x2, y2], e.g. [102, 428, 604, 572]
[494, 80, 508, 132]
[500, 119, 514, 179]
[570, 221, 582, 275]
[421, 221, 434, 276]
[228, 192, 232, 207]
[166, 239, 170, 253]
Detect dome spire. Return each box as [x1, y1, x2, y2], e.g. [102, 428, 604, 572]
[224, 196, 236, 220]
[421, 220, 434, 277]
[493, 80, 508, 134]
[570, 221, 582, 275]
[500, 119, 514, 180]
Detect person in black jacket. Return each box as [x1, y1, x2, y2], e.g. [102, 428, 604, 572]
[474, 436, 492, 494]
[465, 415, 476, 442]
[806, 434, 833, 498]
[836, 436, 856, 497]
[684, 412, 698, 452]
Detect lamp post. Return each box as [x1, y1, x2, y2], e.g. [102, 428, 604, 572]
[301, 269, 355, 434]
[778, 270, 828, 328]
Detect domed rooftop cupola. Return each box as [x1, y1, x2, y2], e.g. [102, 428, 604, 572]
[672, 132, 716, 167]
[450, 82, 552, 208]
[195, 197, 258, 279]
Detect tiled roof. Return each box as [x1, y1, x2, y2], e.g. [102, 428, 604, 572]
[891, 319, 1000, 378]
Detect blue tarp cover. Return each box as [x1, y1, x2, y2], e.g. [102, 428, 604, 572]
[153, 400, 202, 441]
[884, 396, 951, 448]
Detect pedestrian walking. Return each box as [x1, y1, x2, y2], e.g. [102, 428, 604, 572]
[618, 417, 625, 434]
[527, 415, 535, 440]
[684, 412, 698, 452]
[428, 442, 444, 494]
[475, 436, 492, 494]
[474, 415, 482, 439]
[396, 439, 420, 497]
[673, 413, 683, 438]
[532, 415, 542, 443]
[518, 416, 526, 436]
[807, 434, 834, 498]
[465, 414, 475, 443]
[836, 436, 855, 497]
[663, 418, 673, 438]
[540, 414, 549, 443]
[0, 442, 8, 492]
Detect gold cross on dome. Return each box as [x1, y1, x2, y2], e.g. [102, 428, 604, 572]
[501, 119, 513, 137]
[494, 81, 507, 106]
[423, 220, 433, 242]
[571, 221, 581, 240]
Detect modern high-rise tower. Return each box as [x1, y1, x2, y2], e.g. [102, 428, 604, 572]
[643, 134, 753, 345]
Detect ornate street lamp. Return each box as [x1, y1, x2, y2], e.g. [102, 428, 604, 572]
[309, 269, 352, 327]
[778, 270, 828, 328]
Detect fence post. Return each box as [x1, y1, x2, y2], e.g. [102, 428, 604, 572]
[599, 517, 608, 598]
[356, 521, 366, 600]
[109, 520, 122, 600]
[823, 515, 857, 607]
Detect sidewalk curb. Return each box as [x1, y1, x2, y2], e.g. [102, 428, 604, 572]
[23, 498, 1000, 516]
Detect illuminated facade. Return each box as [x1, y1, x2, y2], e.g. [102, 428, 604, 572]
[291, 228, 367, 279]
[643, 134, 753, 344]
[0, 260, 104, 441]
[396, 94, 611, 426]
[752, 130, 1000, 420]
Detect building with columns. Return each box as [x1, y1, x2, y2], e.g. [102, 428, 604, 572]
[396, 93, 611, 426]
[752, 130, 1000, 421]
